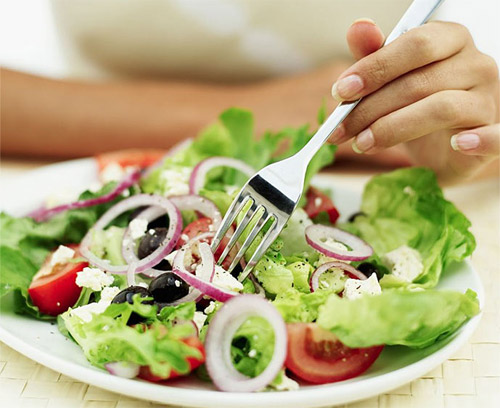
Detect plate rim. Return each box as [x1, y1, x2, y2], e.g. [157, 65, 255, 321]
[0, 158, 485, 408]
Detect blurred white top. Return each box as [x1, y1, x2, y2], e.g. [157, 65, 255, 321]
[0, 0, 499, 81]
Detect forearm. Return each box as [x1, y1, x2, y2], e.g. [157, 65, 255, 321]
[1, 68, 252, 158]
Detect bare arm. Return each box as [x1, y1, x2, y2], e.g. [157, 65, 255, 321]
[1, 66, 411, 167]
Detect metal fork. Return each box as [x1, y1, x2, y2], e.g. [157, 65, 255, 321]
[211, 0, 445, 281]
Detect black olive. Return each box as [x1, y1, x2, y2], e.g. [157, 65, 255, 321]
[230, 262, 243, 279]
[357, 262, 383, 280]
[347, 211, 366, 222]
[111, 286, 154, 325]
[137, 228, 172, 271]
[149, 272, 189, 303]
[129, 207, 168, 229]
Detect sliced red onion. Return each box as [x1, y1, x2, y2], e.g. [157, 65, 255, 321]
[126, 262, 138, 287]
[305, 224, 373, 261]
[172, 243, 237, 302]
[205, 295, 287, 392]
[142, 138, 193, 178]
[170, 195, 222, 230]
[189, 157, 255, 195]
[122, 205, 173, 278]
[310, 261, 367, 292]
[105, 361, 140, 379]
[28, 169, 141, 222]
[80, 194, 181, 274]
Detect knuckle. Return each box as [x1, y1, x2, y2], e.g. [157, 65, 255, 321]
[409, 29, 436, 60]
[433, 93, 462, 124]
[479, 53, 499, 81]
[402, 69, 435, 100]
[366, 55, 391, 85]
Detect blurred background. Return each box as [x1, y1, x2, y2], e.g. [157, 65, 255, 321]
[1, 0, 498, 80]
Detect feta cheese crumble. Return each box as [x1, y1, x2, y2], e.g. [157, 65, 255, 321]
[204, 301, 217, 315]
[129, 218, 148, 240]
[193, 311, 208, 331]
[159, 166, 191, 197]
[382, 245, 424, 282]
[45, 190, 79, 209]
[68, 301, 109, 323]
[100, 286, 120, 303]
[211, 265, 244, 292]
[76, 267, 114, 291]
[343, 274, 382, 300]
[100, 162, 125, 184]
[50, 245, 75, 267]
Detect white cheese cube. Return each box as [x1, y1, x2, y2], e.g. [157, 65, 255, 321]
[382, 245, 423, 282]
[343, 274, 382, 300]
[76, 267, 114, 291]
[129, 218, 148, 240]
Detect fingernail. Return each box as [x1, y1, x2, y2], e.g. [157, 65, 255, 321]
[450, 133, 480, 151]
[353, 128, 374, 153]
[352, 18, 376, 25]
[332, 74, 364, 101]
[328, 124, 346, 144]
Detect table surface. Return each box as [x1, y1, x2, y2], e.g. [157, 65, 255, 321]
[1, 158, 499, 408]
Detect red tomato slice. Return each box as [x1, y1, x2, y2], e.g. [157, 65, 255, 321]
[138, 336, 206, 382]
[285, 323, 384, 384]
[96, 149, 166, 171]
[28, 245, 88, 316]
[305, 187, 340, 224]
[176, 217, 235, 270]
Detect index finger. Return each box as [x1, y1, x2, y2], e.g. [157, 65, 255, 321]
[332, 22, 471, 102]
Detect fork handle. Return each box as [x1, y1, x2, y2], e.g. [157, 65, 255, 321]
[294, 0, 445, 164]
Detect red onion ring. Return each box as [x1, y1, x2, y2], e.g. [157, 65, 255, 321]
[305, 224, 373, 261]
[205, 295, 287, 392]
[121, 205, 173, 278]
[170, 195, 222, 231]
[28, 169, 141, 222]
[80, 195, 181, 274]
[172, 243, 237, 302]
[105, 361, 140, 379]
[310, 261, 367, 292]
[189, 157, 255, 195]
[142, 138, 193, 178]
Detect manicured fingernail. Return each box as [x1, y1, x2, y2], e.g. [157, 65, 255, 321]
[450, 133, 480, 151]
[353, 128, 374, 153]
[328, 124, 346, 144]
[331, 74, 364, 101]
[352, 18, 376, 25]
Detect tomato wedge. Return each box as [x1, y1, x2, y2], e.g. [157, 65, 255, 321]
[176, 217, 235, 270]
[138, 336, 206, 382]
[305, 187, 340, 224]
[28, 245, 88, 316]
[96, 149, 166, 171]
[285, 323, 384, 384]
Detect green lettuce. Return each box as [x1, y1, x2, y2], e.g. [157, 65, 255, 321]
[0, 182, 128, 318]
[60, 298, 201, 377]
[231, 317, 275, 378]
[317, 289, 480, 348]
[273, 288, 331, 323]
[343, 168, 475, 288]
[141, 107, 336, 195]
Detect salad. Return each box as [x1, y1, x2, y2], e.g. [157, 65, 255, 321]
[0, 107, 479, 392]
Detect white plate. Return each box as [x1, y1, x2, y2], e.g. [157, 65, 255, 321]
[0, 159, 484, 408]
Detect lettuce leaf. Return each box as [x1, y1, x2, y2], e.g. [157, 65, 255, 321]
[142, 107, 336, 195]
[343, 168, 475, 288]
[231, 317, 275, 378]
[60, 298, 200, 377]
[0, 182, 128, 317]
[317, 289, 479, 348]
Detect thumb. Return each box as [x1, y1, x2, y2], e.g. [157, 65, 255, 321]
[346, 18, 385, 60]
